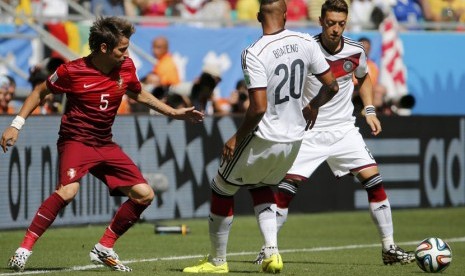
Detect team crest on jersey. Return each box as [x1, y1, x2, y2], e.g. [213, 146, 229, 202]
[343, 60, 354, 73]
[67, 168, 76, 180]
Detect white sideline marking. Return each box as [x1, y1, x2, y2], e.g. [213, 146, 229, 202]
[2, 237, 464, 275]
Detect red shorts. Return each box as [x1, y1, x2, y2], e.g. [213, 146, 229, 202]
[57, 140, 146, 195]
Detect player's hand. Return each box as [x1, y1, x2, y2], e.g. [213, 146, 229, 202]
[302, 105, 319, 131]
[173, 106, 205, 123]
[222, 135, 237, 163]
[365, 115, 382, 136]
[1, 127, 19, 153]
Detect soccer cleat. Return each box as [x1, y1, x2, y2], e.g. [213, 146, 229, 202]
[183, 256, 229, 273]
[253, 246, 265, 264]
[260, 253, 283, 273]
[382, 245, 415, 265]
[7, 248, 32, 272]
[89, 245, 132, 272]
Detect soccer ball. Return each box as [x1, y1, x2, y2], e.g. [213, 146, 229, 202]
[415, 237, 452, 273]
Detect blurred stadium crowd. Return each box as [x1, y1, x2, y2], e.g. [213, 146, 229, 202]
[0, 0, 463, 116]
[2, 0, 464, 29]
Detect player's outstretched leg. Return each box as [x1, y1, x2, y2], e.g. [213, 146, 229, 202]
[253, 178, 299, 265]
[382, 245, 415, 265]
[184, 187, 233, 273]
[362, 175, 415, 265]
[7, 248, 32, 272]
[90, 243, 132, 272]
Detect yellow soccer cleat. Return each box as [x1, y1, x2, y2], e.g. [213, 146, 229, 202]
[183, 256, 229, 273]
[260, 253, 283, 274]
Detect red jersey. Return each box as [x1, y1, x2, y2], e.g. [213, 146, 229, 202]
[46, 56, 141, 146]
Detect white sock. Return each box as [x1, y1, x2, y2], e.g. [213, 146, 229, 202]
[254, 203, 278, 250]
[95, 243, 112, 251]
[208, 213, 233, 265]
[276, 207, 288, 233]
[263, 245, 279, 258]
[369, 199, 394, 250]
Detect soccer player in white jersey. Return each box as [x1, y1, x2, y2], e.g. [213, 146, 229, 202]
[252, 0, 416, 266]
[183, 0, 339, 273]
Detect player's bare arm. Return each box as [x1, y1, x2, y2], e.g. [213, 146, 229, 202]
[356, 73, 382, 136]
[303, 71, 339, 130]
[1, 81, 51, 153]
[127, 90, 204, 122]
[222, 88, 267, 162]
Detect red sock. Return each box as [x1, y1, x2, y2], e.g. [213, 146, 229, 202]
[274, 190, 294, 209]
[21, 193, 67, 250]
[210, 191, 234, 216]
[100, 199, 149, 248]
[366, 183, 387, 202]
[249, 186, 275, 205]
[99, 227, 120, 248]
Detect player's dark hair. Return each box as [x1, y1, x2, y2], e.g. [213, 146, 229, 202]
[259, 0, 286, 14]
[88, 17, 135, 53]
[260, 0, 280, 7]
[46, 57, 66, 73]
[321, 0, 348, 18]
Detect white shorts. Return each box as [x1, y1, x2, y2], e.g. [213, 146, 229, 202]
[288, 126, 377, 178]
[214, 134, 302, 196]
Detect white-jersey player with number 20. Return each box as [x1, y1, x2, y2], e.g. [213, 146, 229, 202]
[253, 0, 416, 267]
[183, 0, 339, 274]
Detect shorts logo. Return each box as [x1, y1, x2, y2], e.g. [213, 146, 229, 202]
[67, 168, 76, 180]
[343, 60, 354, 72]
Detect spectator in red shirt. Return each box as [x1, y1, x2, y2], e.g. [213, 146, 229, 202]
[285, 0, 308, 21]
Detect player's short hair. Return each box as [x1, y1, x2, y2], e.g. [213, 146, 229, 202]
[88, 17, 135, 53]
[321, 0, 349, 18]
[259, 0, 286, 14]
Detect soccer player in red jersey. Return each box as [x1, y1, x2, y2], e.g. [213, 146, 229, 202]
[1, 16, 204, 272]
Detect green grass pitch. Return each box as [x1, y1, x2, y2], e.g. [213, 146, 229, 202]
[1, 207, 464, 275]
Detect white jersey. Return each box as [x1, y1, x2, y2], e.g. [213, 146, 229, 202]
[241, 29, 330, 142]
[304, 34, 368, 130]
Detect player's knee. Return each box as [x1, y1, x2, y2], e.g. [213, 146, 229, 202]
[129, 183, 155, 205]
[278, 174, 306, 194]
[361, 174, 387, 202]
[56, 182, 79, 202]
[360, 173, 382, 190]
[284, 174, 306, 185]
[211, 175, 239, 196]
[140, 185, 155, 204]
